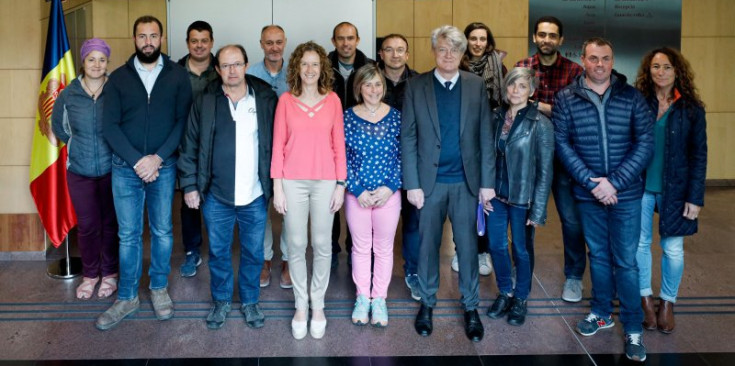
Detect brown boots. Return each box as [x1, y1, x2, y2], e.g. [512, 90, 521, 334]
[641, 296, 657, 330]
[641, 296, 675, 333]
[657, 299, 675, 333]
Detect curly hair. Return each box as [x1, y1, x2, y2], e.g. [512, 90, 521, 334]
[635, 47, 704, 108]
[286, 41, 334, 97]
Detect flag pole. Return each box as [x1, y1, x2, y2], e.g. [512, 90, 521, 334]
[46, 232, 81, 279]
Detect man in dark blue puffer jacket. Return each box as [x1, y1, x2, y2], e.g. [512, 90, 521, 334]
[553, 37, 653, 363]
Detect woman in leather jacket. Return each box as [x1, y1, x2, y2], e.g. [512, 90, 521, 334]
[485, 67, 554, 326]
[634, 47, 707, 334]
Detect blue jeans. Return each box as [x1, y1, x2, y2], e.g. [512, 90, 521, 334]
[401, 190, 420, 275]
[486, 199, 534, 299]
[202, 194, 266, 304]
[636, 192, 685, 302]
[551, 164, 587, 280]
[578, 199, 643, 334]
[112, 155, 176, 300]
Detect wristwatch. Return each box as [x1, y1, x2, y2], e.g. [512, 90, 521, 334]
[336, 180, 346, 187]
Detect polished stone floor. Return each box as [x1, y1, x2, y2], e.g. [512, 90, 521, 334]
[0, 188, 733, 365]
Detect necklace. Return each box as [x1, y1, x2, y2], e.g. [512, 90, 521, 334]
[364, 103, 380, 117]
[83, 76, 106, 98]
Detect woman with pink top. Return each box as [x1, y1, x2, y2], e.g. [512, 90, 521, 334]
[344, 64, 401, 327]
[271, 41, 347, 340]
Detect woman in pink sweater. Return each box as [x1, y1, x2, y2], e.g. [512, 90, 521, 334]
[271, 41, 347, 340]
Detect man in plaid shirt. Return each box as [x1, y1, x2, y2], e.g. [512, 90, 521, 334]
[514, 16, 587, 304]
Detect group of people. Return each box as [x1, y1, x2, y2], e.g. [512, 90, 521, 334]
[48, 13, 707, 363]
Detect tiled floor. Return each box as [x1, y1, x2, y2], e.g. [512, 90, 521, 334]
[1, 187, 734, 365]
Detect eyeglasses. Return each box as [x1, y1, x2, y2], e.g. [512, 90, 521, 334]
[220, 62, 246, 70]
[382, 47, 407, 56]
[436, 47, 461, 56]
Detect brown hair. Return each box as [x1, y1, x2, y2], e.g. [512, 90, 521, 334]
[352, 64, 386, 104]
[634, 47, 704, 108]
[581, 37, 613, 56]
[286, 41, 334, 97]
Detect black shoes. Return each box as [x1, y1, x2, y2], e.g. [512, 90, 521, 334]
[414, 304, 433, 336]
[464, 309, 484, 342]
[507, 298, 527, 326]
[486, 293, 512, 319]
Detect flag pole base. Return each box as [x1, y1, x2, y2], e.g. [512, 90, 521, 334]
[46, 257, 82, 279]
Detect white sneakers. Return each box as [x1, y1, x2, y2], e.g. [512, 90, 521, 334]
[451, 253, 493, 276]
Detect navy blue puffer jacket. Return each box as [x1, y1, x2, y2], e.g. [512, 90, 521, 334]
[552, 71, 654, 202]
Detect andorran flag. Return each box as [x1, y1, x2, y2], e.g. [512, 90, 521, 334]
[29, 0, 77, 247]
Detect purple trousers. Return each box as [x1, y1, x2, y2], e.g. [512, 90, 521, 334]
[66, 171, 119, 278]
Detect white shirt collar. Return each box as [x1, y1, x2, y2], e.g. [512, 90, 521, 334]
[433, 69, 460, 90]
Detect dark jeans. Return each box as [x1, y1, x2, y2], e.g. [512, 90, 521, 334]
[486, 199, 534, 299]
[66, 171, 118, 279]
[331, 211, 353, 255]
[417, 182, 479, 310]
[551, 164, 586, 280]
[180, 194, 203, 254]
[401, 190, 419, 275]
[578, 199, 643, 334]
[202, 194, 266, 304]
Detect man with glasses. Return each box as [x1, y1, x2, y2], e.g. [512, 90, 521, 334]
[176, 20, 218, 278]
[246, 24, 292, 290]
[179, 44, 278, 330]
[402, 25, 495, 342]
[377, 34, 421, 301]
[97, 15, 192, 331]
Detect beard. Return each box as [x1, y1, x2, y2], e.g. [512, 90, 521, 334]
[136, 45, 162, 64]
[536, 44, 556, 56]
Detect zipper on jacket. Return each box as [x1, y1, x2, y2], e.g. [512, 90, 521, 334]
[93, 97, 100, 176]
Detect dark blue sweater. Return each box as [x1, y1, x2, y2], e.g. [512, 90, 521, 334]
[434, 76, 464, 183]
[103, 54, 192, 166]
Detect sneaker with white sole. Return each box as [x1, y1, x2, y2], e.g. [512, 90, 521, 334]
[404, 274, 421, 301]
[624, 333, 647, 362]
[351, 295, 370, 325]
[576, 313, 615, 336]
[561, 278, 583, 302]
[451, 254, 459, 272]
[478, 253, 493, 276]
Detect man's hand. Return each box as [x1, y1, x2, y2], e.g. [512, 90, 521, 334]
[135, 155, 163, 183]
[590, 177, 617, 205]
[407, 189, 424, 210]
[479, 188, 496, 213]
[184, 191, 201, 209]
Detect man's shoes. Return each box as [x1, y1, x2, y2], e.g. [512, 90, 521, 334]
[241, 303, 265, 329]
[624, 333, 647, 362]
[414, 304, 433, 336]
[463, 309, 484, 342]
[206, 301, 231, 330]
[641, 296, 657, 330]
[657, 299, 675, 333]
[331, 253, 339, 268]
[404, 274, 421, 301]
[95, 297, 140, 331]
[150, 288, 174, 320]
[576, 313, 614, 336]
[478, 253, 493, 276]
[279, 261, 293, 289]
[451, 254, 459, 272]
[507, 298, 527, 326]
[486, 293, 512, 319]
[561, 278, 583, 303]
[260, 260, 272, 287]
[180, 251, 202, 278]
[351, 294, 370, 325]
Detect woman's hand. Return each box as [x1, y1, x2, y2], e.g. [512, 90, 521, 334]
[330, 184, 345, 213]
[526, 219, 539, 228]
[370, 186, 393, 207]
[273, 179, 287, 215]
[357, 191, 374, 208]
[683, 202, 701, 220]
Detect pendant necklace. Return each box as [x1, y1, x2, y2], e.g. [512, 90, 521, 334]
[83, 76, 106, 99]
[365, 104, 380, 117]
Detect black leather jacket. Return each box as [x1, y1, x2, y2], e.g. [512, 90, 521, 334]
[492, 104, 555, 224]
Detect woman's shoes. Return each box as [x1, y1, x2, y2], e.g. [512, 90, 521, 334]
[97, 274, 118, 299]
[370, 297, 388, 327]
[76, 277, 99, 300]
[291, 318, 308, 340]
[310, 318, 327, 339]
[352, 295, 370, 325]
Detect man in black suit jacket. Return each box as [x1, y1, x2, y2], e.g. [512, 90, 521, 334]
[401, 25, 496, 342]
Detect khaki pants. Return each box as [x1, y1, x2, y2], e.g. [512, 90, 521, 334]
[282, 179, 336, 310]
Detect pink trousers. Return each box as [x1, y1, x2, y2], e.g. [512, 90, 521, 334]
[345, 191, 401, 299]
